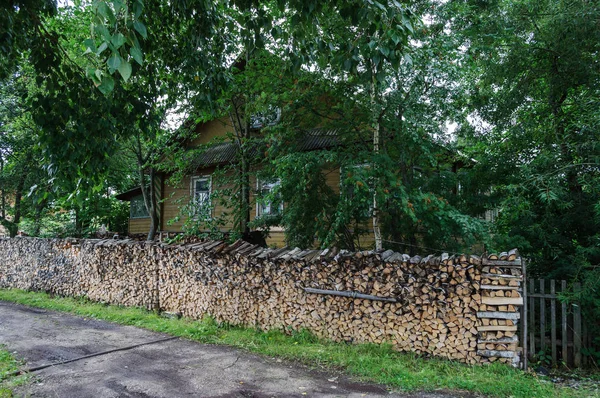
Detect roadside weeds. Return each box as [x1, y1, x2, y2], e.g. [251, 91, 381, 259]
[0, 288, 597, 398]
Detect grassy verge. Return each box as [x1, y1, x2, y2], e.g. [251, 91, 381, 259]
[0, 288, 595, 398]
[0, 345, 28, 398]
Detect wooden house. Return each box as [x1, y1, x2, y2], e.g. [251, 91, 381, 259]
[116, 116, 353, 247]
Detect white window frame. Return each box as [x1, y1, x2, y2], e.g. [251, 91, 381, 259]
[256, 178, 283, 217]
[191, 176, 212, 219]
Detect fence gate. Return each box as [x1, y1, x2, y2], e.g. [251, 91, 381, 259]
[521, 272, 595, 369]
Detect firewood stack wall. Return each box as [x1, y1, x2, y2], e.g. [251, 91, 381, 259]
[0, 237, 523, 366]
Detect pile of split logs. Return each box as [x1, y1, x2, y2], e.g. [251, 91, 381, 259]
[0, 238, 523, 366]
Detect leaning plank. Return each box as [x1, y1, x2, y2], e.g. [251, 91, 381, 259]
[478, 335, 519, 344]
[478, 350, 515, 358]
[477, 311, 521, 320]
[482, 259, 522, 266]
[480, 285, 522, 291]
[478, 325, 518, 332]
[482, 273, 523, 280]
[482, 297, 523, 306]
[303, 287, 397, 303]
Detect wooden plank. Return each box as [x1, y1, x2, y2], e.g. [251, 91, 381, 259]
[573, 283, 582, 368]
[550, 280, 557, 365]
[540, 279, 546, 355]
[477, 311, 521, 320]
[561, 280, 568, 367]
[482, 296, 523, 306]
[477, 349, 515, 358]
[530, 278, 535, 361]
[478, 325, 518, 332]
[478, 335, 518, 344]
[480, 285, 522, 291]
[482, 259, 522, 266]
[521, 259, 528, 371]
[303, 287, 397, 303]
[583, 322, 588, 367]
[482, 273, 523, 281]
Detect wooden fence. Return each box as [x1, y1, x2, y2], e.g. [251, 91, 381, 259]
[522, 277, 596, 368]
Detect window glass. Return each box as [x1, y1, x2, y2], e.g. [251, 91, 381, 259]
[257, 179, 282, 216]
[130, 195, 149, 219]
[192, 177, 211, 218]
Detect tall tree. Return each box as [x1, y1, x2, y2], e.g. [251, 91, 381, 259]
[449, 0, 600, 278]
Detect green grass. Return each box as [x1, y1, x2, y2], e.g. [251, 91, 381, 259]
[0, 344, 28, 398]
[0, 289, 597, 398]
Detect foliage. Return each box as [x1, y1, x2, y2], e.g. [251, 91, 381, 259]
[0, 288, 596, 397]
[442, 0, 600, 324]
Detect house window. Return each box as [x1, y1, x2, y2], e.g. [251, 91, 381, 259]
[257, 179, 282, 216]
[250, 106, 281, 129]
[130, 195, 149, 219]
[191, 176, 211, 219]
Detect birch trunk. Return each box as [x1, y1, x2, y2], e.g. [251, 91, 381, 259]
[371, 71, 383, 251]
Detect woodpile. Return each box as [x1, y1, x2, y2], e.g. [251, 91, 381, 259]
[0, 237, 523, 367]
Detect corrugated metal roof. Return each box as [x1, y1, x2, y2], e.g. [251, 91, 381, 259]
[297, 128, 340, 152]
[115, 187, 142, 201]
[191, 128, 341, 171]
[191, 142, 239, 170]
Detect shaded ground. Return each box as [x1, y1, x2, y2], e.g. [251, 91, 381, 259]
[0, 301, 474, 397]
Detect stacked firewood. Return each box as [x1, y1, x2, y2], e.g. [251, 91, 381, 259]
[0, 237, 523, 366]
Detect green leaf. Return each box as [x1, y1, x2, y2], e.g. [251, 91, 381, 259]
[343, 59, 352, 71]
[118, 60, 132, 82]
[112, 0, 124, 14]
[94, 25, 111, 41]
[132, 0, 143, 18]
[111, 33, 126, 49]
[83, 38, 96, 54]
[97, 1, 116, 24]
[107, 53, 122, 73]
[96, 41, 108, 55]
[98, 75, 115, 95]
[130, 46, 143, 65]
[372, 54, 381, 67]
[133, 21, 147, 39]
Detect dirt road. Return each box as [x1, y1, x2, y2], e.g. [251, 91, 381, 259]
[0, 301, 470, 397]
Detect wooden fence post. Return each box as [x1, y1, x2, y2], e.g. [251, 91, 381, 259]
[574, 282, 582, 368]
[529, 278, 535, 359]
[550, 279, 557, 365]
[561, 280, 568, 366]
[521, 259, 528, 370]
[539, 279, 545, 355]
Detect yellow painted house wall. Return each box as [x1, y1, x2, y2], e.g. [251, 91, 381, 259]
[129, 218, 151, 234]
[126, 117, 375, 249]
[190, 118, 234, 146]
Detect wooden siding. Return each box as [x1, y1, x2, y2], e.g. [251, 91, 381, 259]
[190, 118, 234, 146]
[128, 166, 377, 248]
[129, 218, 151, 234]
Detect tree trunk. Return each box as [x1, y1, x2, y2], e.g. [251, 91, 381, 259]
[371, 70, 383, 251]
[32, 200, 46, 236]
[1, 157, 5, 220]
[138, 165, 159, 242]
[7, 168, 27, 238]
